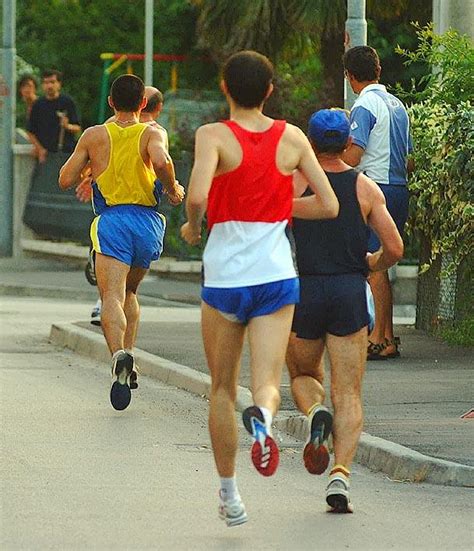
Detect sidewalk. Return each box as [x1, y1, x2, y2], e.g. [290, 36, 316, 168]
[2, 254, 473, 486]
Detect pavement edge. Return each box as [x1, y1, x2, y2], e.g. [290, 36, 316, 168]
[49, 322, 474, 488]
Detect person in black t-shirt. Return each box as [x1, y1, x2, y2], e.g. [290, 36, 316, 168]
[27, 69, 81, 163]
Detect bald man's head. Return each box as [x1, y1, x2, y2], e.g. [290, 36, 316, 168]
[143, 86, 164, 114]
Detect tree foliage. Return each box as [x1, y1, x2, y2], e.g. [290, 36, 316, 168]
[16, 0, 202, 127]
[398, 25, 474, 273]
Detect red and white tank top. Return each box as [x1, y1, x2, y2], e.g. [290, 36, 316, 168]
[203, 119, 297, 288]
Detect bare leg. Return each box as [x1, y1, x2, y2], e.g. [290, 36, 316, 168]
[326, 327, 367, 468]
[95, 254, 130, 354]
[123, 267, 148, 351]
[247, 304, 295, 416]
[368, 270, 396, 355]
[202, 302, 246, 478]
[286, 332, 326, 414]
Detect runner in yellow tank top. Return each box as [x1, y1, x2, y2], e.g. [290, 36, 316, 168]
[59, 75, 185, 411]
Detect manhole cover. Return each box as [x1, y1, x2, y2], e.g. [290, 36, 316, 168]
[460, 408, 474, 419]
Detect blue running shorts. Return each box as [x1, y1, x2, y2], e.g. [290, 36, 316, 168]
[368, 184, 408, 253]
[202, 278, 300, 324]
[90, 204, 166, 268]
[292, 273, 369, 339]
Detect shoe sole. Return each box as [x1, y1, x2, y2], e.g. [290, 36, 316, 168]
[90, 319, 101, 327]
[219, 509, 248, 527]
[304, 409, 333, 475]
[242, 406, 279, 477]
[110, 354, 134, 411]
[326, 493, 353, 514]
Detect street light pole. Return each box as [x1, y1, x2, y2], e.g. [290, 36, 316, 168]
[344, 0, 367, 110]
[0, 0, 16, 257]
[144, 0, 154, 85]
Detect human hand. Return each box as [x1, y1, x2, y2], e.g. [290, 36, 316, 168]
[59, 114, 70, 129]
[180, 221, 201, 245]
[37, 146, 48, 164]
[167, 181, 185, 206]
[75, 177, 93, 202]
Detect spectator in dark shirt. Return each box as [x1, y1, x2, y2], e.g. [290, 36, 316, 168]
[27, 69, 81, 163]
[17, 74, 38, 128]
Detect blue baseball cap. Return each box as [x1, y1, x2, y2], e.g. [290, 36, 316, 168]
[308, 109, 350, 148]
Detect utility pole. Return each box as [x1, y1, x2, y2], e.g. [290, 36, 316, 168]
[144, 0, 154, 85]
[0, 0, 16, 257]
[433, 0, 474, 39]
[344, 0, 367, 110]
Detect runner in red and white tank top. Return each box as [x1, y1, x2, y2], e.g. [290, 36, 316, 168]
[180, 51, 338, 527]
[204, 119, 295, 287]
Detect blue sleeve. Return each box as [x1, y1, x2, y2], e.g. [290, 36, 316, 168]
[408, 133, 413, 153]
[349, 106, 377, 150]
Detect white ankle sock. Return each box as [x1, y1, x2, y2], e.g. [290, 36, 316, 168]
[220, 476, 240, 502]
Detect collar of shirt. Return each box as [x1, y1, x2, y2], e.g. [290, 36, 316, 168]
[359, 83, 387, 97]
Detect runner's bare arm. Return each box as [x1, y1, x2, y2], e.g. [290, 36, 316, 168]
[292, 129, 339, 219]
[342, 143, 364, 167]
[59, 130, 91, 189]
[147, 128, 184, 205]
[181, 125, 219, 245]
[362, 174, 404, 271]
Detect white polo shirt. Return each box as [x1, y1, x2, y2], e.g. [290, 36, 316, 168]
[350, 84, 412, 186]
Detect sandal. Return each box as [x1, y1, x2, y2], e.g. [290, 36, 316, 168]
[383, 337, 401, 359]
[367, 340, 388, 361]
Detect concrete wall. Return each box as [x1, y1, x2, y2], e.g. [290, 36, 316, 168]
[13, 144, 36, 256]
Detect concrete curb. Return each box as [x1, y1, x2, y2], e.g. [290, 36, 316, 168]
[49, 322, 474, 488]
[21, 238, 202, 277]
[273, 415, 474, 488]
[0, 283, 198, 307]
[49, 322, 253, 413]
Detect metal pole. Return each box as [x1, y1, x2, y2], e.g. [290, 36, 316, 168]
[144, 0, 154, 85]
[344, 0, 367, 110]
[0, 0, 16, 257]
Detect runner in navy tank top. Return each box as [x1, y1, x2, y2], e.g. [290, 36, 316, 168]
[287, 109, 403, 513]
[181, 51, 338, 527]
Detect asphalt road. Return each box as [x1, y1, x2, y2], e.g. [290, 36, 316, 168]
[1, 297, 473, 550]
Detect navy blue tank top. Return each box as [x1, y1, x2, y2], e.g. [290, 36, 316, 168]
[293, 169, 369, 276]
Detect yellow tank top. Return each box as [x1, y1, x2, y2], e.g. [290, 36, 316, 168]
[96, 122, 157, 206]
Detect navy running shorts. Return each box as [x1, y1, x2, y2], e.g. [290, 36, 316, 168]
[292, 273, 369, 339]
[202, 278, 300, 325]
[90, 204, 166, 269]
[368, 184, 408, 253]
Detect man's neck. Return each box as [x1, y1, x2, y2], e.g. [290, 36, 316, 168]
[228, 103, 271, 130]
[317, 154, 350, 173]
[354, 79, 379, 95]
[139, 112, 154, 123]
[114, 111, 140, 124]
[46, 92, 60, 101]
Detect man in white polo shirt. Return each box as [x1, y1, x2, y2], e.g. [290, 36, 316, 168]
[342, 45, 413, 361]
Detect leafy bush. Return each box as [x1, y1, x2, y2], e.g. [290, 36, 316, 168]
[397, 25, 474, 274]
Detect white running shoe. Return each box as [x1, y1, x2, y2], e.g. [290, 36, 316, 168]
[218, 492, 248, 527]
[90, 299, 101, 326]
[326, 475, 353, 513]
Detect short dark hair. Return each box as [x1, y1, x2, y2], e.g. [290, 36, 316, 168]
[311, 133, 349, 154]
[18, 74, 37, 89]
[343, 46, 380, 82]
[42, 69, 63, 82]
[142, 90, 164, 113]
[110, 74, 145, 112]
[223, 50, 273, 108]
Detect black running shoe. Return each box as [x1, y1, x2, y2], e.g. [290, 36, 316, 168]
[110, 351, 134, 411]
[85, 249, 97, 286]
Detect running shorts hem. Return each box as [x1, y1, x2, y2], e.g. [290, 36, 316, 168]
[202, 278, 300, 325]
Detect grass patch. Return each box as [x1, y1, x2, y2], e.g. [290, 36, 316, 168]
[439, 318, 474, 347]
